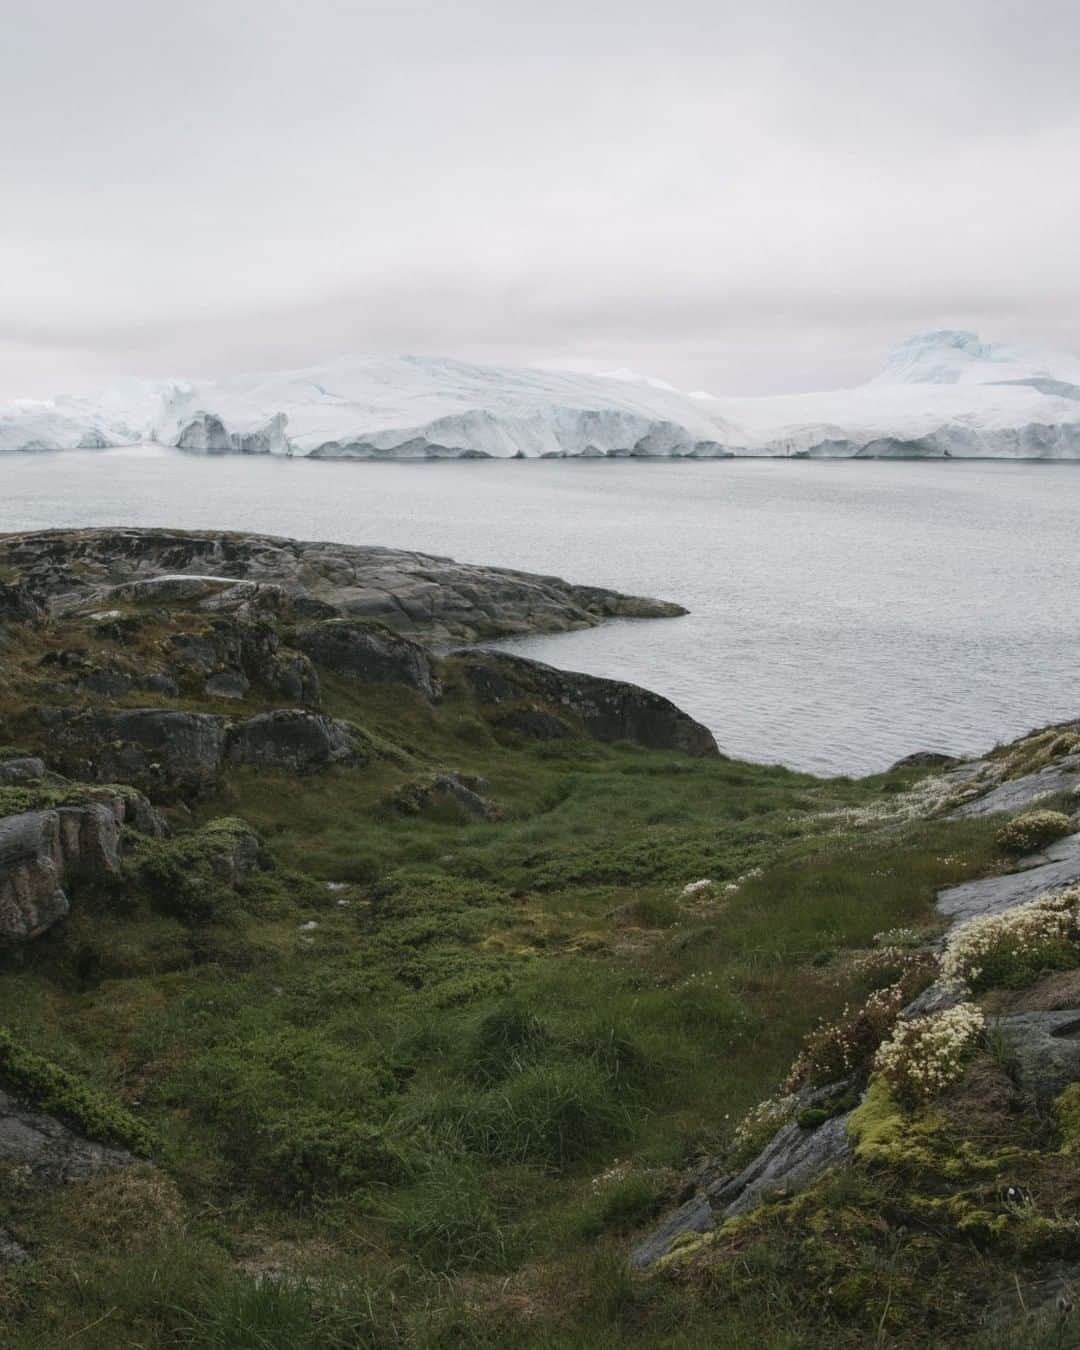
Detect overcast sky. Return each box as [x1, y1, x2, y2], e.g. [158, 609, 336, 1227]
[2, 0, 1078, 400]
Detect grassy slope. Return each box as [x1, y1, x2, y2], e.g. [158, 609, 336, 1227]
[0, 607, 1038, 1348]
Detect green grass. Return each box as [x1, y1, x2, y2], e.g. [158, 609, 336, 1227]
[0, 603, 1041, 1346]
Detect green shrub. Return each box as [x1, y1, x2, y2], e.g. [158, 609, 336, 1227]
[0, 1024, 152, 1153]
[995, 810, 1073, 856]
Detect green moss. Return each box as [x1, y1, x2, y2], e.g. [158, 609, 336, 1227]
[1055, 1082, 1080, 1153]
[0, 1024, 152, 1154]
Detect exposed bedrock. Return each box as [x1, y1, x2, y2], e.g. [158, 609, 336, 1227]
[454, 650, 719, 757]
[0, 527, 687, 644]
[42, 706, 360, 794]
[295, 620, 439, 699]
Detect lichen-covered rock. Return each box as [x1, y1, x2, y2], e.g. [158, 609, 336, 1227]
[45, 708, 227, 794]
[0, 527, 686, 643]
[457, 651, 719, 757]
[296, 620, 439, 699]
[168, 617, 319, 707]
[225, 710, 357, 772]
[631, 1084, 854, 1268]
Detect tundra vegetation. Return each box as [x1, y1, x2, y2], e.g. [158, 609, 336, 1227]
[2, 543, 1080, 1347]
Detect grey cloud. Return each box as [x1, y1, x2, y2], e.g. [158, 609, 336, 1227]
[2, 0, 1079, 400]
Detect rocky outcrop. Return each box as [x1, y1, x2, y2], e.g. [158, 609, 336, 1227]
[0, 1087, 133, 1182]
[0, 791, 163, 943]
[0, 528, 687, 644]
[296, 620, 439, 699]
[45, 708, 228, 794]
[0, 579, 45, 629]
[224, 711, 358, 772]
[950, 755, 1080, 818]
[45, 706, 359, 792]
[937, 832, 1080, 924]
[631, 1086, 854, 1269]
[167, 615, 319, 706]
[1000, 1011, 1080, 1099]
[0, 756, 45, 786]
[456, 651, 719, 757]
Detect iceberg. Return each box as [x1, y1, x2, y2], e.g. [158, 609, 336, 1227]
[3, 331, 1080, 460]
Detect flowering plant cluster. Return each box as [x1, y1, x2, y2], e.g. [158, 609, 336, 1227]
[731, 1093, 797, 1164]
[995, 810, 1073, 856]
[873, 1002, 984, 1105]
[940, 887, 1080, 992]
[784, 981, 913, 1091]
[872, 927, 923, 950]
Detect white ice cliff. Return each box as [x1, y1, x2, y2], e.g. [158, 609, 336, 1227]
[3, 331, 1080, 460]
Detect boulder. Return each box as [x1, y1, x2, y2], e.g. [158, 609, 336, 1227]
[45, 708, 227, 794]
[1000, 1010, 1080, 1099]
[386, 772, 500, 821]
[457, 651, 719, 757]
[0, 757, 45, 786]
[0, 793, 152, 942]
[0, 1087, 132, 1183]
[296, 620, 439, 699]
[0, 811, 70, 941]
[889, 751, 962, 771]
[225, 711, 357, 772]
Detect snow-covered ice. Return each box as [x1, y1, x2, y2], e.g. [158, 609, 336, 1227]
[4, 331, 1080, 460]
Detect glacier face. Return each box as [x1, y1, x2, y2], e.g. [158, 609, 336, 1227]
[4, 332, 1080, 460]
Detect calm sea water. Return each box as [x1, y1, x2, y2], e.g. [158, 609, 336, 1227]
[2, 446, 1078, 776]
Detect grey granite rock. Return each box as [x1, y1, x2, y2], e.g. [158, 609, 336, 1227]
[297, 620, 439, 699]
[937, 833, 1080, 924]
[631, 1087, 854, 1268]
[709, 1112, 852, 1219]
[47, 708, 228, 794]
[225, 711, 357, 772]
[950, 756, 1080, 818]
[0, 757, 45, 786]
[457, 651, 719, 757]
[0, 1226, 29, 1266]
[0, 792, 157, 942]
[999, 1010, 1080, 1099]
[0, 527, 686, 644]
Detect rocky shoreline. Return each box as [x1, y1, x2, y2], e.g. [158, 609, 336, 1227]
[0, 527, 686, 645]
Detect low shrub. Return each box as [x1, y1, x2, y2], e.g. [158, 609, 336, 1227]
[995, 810, 1072, 856]
[872, 1003, 984, 1106]
[0, 1024, 153, 1153]
[784, 953, 936, 1090]
[940, 887, 1080, 991]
